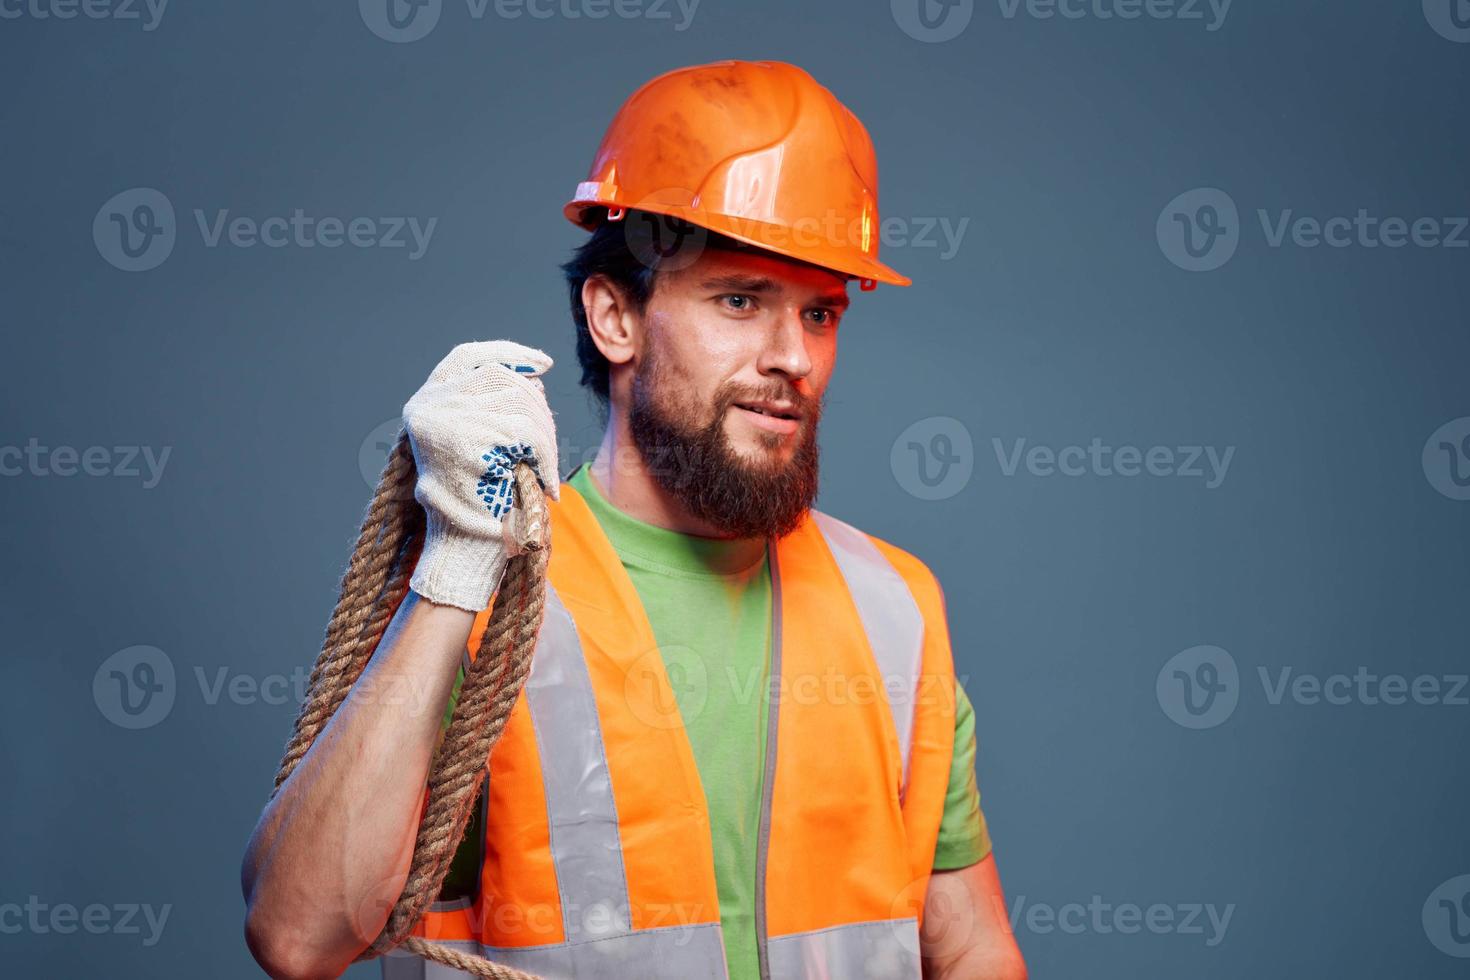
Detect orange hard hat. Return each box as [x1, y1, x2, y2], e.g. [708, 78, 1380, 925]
[564, 60, 910, 289]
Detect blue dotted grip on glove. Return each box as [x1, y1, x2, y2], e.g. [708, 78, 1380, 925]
[474, 360, 542, 519]
[477, 442, 538, 518]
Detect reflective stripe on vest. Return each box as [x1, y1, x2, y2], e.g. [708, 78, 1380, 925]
[767, 917, 922, 979]
[522, 584, 629, 942]
[379, 924, 727, 979]
[809, 510, 925, 799]
[393, 485, 955, 979]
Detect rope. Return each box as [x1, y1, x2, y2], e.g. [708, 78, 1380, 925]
[272, 429, 549, 979]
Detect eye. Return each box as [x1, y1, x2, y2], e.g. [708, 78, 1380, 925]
[806, 308, 839, 327]
[718, 293, 756, 312]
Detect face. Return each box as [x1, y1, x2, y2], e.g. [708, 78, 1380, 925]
[625, 246, 850, 539]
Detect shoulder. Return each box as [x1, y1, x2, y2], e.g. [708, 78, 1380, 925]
[807, 508, 946, 612]
[808, 509, 960, 697]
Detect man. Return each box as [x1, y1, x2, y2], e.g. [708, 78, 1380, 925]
[242, 60, 1025, 980]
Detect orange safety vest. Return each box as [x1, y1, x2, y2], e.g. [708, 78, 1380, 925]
[383, 480, 958, 979]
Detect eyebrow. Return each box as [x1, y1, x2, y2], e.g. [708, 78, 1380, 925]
[699, 274, 851, 311]
[698, 274, 778, 293]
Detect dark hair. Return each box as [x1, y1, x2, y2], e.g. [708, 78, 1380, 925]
[560, 209, 659, 412]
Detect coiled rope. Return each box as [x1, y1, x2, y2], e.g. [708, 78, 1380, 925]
[270, 429, 548, 979]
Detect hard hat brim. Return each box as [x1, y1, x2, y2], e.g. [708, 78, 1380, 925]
[564, 200, 912, 288]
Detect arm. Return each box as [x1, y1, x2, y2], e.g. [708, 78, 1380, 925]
[922, 675, 1025, 978]
[240, 340, 561, 979]
[240, 593, 472, 980]
[920, 853, 1026, 980]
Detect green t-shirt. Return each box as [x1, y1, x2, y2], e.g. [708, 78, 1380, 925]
[440, 461, 990, 976]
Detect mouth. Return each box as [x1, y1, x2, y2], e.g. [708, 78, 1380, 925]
[732, 400, 802, 435]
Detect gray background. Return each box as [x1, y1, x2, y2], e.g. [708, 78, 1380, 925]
[3, 0, 1468, 977]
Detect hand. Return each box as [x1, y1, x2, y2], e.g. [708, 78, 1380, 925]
[401, 340, 560, 612]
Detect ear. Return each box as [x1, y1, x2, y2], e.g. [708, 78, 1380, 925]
[581, 274, 641, 369]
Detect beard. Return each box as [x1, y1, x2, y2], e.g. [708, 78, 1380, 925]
[627, 337, 822, 540]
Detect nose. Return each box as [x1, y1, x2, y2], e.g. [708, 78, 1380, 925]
[756, 307, 814, 382]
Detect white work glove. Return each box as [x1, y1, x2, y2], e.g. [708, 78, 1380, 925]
[401, 340, 560, 612]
